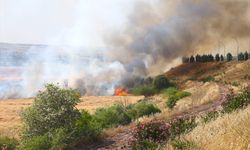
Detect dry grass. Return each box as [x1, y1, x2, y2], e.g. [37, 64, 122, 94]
[183, 106, 250, 150]
[0, 96, 143, 139]
[173, 81, 221, 112]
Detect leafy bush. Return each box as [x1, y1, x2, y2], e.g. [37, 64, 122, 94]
[162, 88, 191, 109]
[201, 111, 219, 124]
[21, 84, 81, 138]
[127, 102, 161, 120]
[0, 136, 18, 150]
[22, 134, 51, 150]
[166, 96, 180, 109]
[129, 86, 157, 97]
[222, 88, 250, 113]
[201, 76, 215, 83]
[74, 110, 102, 138]
[171, 138, 196, 150]
[153, 75, 171, 90]
[20, 84, 103, 149]
[169, 117, 197, 138]
[94, 104, 131, 128]
[130, 120, 171, 149]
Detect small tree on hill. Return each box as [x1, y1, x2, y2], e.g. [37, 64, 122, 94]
[189, 56, 195, 63]
[220, 55, 224, 61]
[238, 52, 244, 61]
[227, 53, 233, 61]
[195, 54, 201, 62]
[153, 75, 171, 90]
[215, 54, 220, 61]
[244, 51, 249, 60]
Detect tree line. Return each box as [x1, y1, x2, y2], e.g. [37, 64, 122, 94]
[182, 51, 250, 63]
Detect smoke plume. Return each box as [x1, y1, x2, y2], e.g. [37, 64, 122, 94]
[0, 0, 250, 99]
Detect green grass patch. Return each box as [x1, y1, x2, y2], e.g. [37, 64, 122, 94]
[201, 76, 215, 83]
[94, 101, 161, 128]
[0, 136, 18, 150]
[129, 86, 157, 97]
[126, 102, 161, 120]
[162, 88, 191, 109]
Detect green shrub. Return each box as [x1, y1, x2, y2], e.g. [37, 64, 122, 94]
[127, 102, 161, 120]
[153, 75, 171, 90]
[171, 138, 196, 150]
[201, 111, 219, 124]
[129, 86, 157, 97]
[131, 140, 158, 150]
[201, 76, 215, 83]
[0, 136, 18, 150]
[222, 88, 250, 113]
[22, 134, 51, 150]
[166, 96, 179, 109]
[21, 84, 81, 138]
[169, 117, 197, 138]
[231, 81, 239, 87]
[74, 110, 102, 138]
[162, 88, 191, 109]
[94, 104, 131, 128]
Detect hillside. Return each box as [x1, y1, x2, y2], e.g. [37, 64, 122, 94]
[0, 60, 250, 149]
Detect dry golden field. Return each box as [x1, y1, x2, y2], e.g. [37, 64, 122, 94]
[0, 96, 143, 139]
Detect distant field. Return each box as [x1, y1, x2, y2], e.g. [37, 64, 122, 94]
[0, 96, 143, 138]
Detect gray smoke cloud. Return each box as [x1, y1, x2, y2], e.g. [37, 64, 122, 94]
[106, 0, 250, 76]
[0, 0, 250, 99]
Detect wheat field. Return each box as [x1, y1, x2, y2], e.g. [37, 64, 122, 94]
[0, 96, 143, 139]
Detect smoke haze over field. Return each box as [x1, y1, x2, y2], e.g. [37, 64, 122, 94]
[0, 0, 250, 99]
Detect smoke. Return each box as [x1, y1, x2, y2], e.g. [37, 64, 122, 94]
[0, 0, 250, 99]
[106, 0, 250, 77]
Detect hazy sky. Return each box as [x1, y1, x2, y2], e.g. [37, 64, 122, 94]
[0, 0, 138, 48]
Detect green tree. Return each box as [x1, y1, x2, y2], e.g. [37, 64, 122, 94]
[220, 55, 224, 61]
[153, 75, 171, 90]
[238, 52, 244, 61]
[226, 53, 233, 61]
[244, 51, 249, 60]
[215, 54, 220, 61]
[21, 84, 81, 138]
[189, 56, 195, 63]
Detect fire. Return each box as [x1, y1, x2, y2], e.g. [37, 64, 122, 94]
[114, 87, 128, 96]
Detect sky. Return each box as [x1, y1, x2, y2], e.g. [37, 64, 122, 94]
[0, 0, 138, 49]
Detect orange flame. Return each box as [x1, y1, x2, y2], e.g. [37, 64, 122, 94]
[114, 87, 128, 96]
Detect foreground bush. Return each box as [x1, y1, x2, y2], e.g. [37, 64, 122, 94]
[75, 110, 102, 138]
[127, 102, 161, 120]
[129, 86, 157, 97]
[21, 84, 81, 138]
[169, 117, 197, 138]
[0, 136, 18, 150]
[222, 88, 250, 113]
[94, 104, 131, 128]
[130, 120, 171, 149]
[21, 84, 102, 149]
